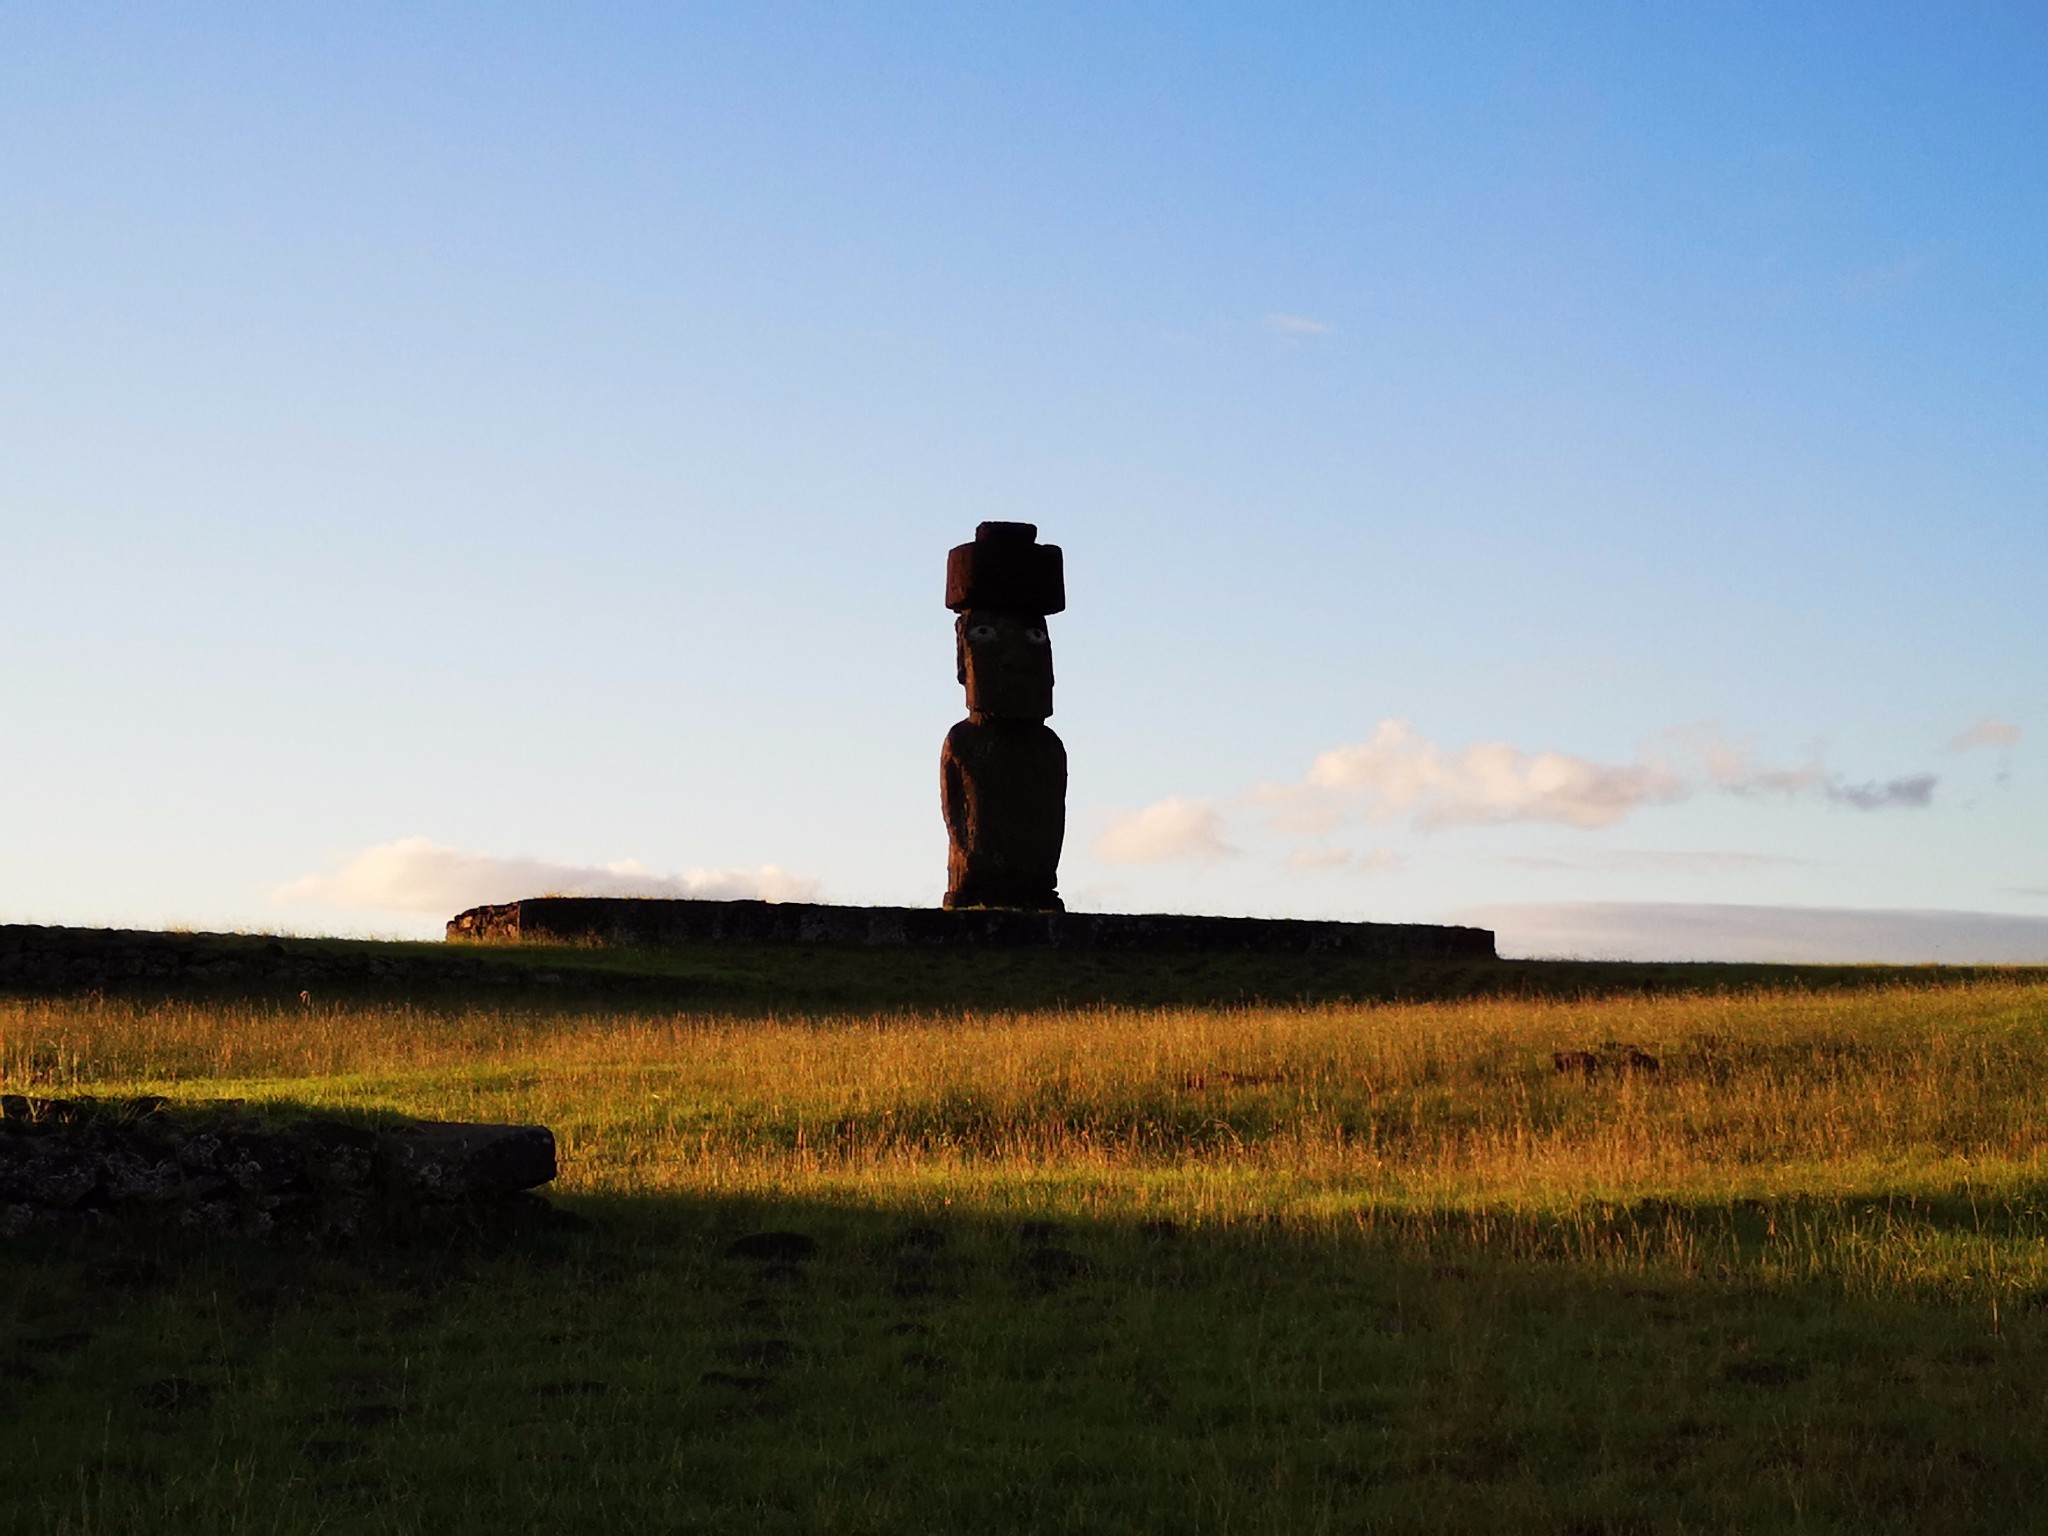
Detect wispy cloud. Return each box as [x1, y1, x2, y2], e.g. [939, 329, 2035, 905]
[1285, 847, 1352, 871]
[1667, 724, 1939, 811]
[1459, 902, 2048, 964]
[275, 837, 819, 915]
[1265, 312, 1333, 337]
[1092, 799, 1237, 865]
[1950, 717, 2022, 752]
[1499, 849, 1808, 873]
[1689, 731, 1830, 797]
[1828, 774, 1937, 809]
[1842, 248, 1935, 302]
[1285, 846, 1401, 873]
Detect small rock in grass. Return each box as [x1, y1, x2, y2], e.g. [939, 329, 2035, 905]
[725, 1231, 817, 1263]
[326, 1403, 402, 1429]
[892, 1271, 935, 1300]
[311, 1476, 385, 1499]
[330, 1370, 400, 1397]
[297, 1439, 365, 1465]
[724, 1339, 794, 1368]
[86, 1256, 166, 1291]
[531, 1379, 610, 1398]
[137, 1377, 210, 1413]
[1553, 1044, 1661, 1077]
[699, 1370, 772, 1392]
[1020, 1245, 1091, 1290]
[1558, 1515, 1655, 1536]
[19, 1331, 94, 1356]
[1720, 1358, 1805, 1387]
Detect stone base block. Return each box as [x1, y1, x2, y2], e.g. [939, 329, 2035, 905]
[448, 898, 1495, 959]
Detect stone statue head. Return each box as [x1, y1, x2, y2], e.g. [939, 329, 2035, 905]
[956, 610, 1054, 719]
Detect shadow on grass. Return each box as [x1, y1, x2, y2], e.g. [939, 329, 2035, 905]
[7, 1174, 2048, 1534]
[7, 921, 2043, 1015]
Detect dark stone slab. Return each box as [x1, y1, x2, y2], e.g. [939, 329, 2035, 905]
[446, 897, 1496, 959]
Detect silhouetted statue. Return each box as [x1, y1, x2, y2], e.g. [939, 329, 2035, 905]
[942, 522, 1066, 910]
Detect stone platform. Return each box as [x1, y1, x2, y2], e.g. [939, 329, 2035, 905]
[447, 898, 1496, 959]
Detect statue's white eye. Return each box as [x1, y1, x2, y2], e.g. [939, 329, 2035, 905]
[1025, 627, 1048, 644]
[970, 624, 998, 642]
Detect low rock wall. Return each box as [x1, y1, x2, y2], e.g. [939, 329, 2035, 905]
[1, 1096, 559, 1240]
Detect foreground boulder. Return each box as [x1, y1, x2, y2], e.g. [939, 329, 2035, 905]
[378, 1119, 558, 1202]
[0, 1095, 560, 1239]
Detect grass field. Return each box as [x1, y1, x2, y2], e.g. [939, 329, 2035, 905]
[7, 955, 2048, 1532]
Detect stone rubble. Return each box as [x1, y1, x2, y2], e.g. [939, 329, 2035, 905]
[0, 1095, 559, 1240]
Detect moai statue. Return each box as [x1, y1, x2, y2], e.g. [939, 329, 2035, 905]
[941, 522, 1067, 910]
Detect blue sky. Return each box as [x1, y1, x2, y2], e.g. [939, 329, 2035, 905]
[2, 4, 2042, 958]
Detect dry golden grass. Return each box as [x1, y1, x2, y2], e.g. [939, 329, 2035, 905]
[11, 980, 2048, 1292]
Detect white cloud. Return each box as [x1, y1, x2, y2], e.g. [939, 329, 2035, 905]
[1500, 849, 1808, 873]
[1066, 882, 1134, 911]
[1092, 799, 1237, 865]
[1950, 717, 2022, 752]
[275, 837, 819, 915]
[1258, 719, 1687, 832]
[1265, 312, 1333, 337]
[1285, 847, 1353, 871]
[1286, 846, 1401, 873]
[1132, 720, 1937, 872]
[1460, 901, 2048, 964]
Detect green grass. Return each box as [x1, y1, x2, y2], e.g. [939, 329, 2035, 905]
[7, 966, 2048, 1531]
